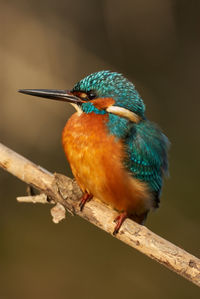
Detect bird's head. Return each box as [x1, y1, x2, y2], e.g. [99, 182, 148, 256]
[19, 70, 145, 123]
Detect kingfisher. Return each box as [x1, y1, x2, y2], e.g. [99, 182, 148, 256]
[19, 70, 169, 235]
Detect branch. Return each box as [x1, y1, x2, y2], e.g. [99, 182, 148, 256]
[0, 142, 200, 287]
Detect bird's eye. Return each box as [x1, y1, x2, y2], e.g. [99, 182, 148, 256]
[87, 91, 96, 100]
[72, 90, 97, 101]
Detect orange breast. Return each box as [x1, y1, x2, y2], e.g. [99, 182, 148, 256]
[62, 112, 152, 215]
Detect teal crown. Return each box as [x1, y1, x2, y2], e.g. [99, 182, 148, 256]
[73, 70, 145, 118]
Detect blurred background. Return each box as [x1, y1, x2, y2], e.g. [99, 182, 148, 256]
[0, 0, 200, 298]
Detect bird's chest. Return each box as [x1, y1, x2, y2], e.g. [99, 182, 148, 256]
[62, 112, 118, 194]
[62, 112, 151, 213]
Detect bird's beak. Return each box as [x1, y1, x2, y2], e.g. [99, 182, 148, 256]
[18, 89, 82, 105]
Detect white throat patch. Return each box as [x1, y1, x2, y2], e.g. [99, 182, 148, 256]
[71, 103, 82, 116]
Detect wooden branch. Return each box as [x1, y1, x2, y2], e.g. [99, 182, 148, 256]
[0, 142, 200, 287]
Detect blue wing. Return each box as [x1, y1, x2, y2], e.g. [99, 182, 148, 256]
[124, 120, 169, 205]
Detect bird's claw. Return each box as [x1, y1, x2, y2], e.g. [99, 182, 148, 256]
[113, 212, 128, 235]
[79, 192, 93, 211]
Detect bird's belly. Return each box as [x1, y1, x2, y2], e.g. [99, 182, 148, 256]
[62, 112, 151, 214]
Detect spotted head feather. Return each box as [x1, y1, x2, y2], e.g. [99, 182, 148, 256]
[73, 70, 145, 118]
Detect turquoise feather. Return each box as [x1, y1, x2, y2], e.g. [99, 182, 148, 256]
[124, 120, 169, 201]
[73, 70, 145, 117]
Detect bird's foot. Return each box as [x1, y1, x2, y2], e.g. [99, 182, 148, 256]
[79, 192, 93, 211]
[113, 212, 128, 235]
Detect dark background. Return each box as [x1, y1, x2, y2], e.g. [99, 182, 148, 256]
[0, 0, 200, 298]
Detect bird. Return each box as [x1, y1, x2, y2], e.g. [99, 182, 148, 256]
[19, 70, 169, 235]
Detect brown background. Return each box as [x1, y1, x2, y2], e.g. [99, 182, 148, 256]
[0, 1, 200, 298]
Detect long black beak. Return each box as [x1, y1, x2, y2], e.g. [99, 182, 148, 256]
[18, 89, 82, 104]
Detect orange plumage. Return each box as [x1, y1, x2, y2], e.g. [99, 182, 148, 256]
[62, 111, 152, 222]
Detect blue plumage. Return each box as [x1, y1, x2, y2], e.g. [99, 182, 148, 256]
[73, 70, 145, 117]
[124, 120, 169, 204]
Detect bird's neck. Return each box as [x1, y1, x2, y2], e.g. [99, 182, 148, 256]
[107, 113, 136, 139]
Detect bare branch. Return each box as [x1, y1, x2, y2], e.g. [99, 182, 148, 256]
[0, 142, 200, 287]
